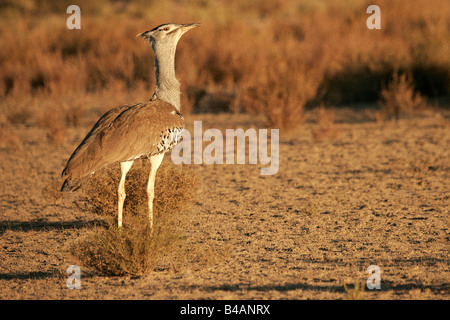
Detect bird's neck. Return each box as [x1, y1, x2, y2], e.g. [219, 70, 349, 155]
[153, 45, 181, 111]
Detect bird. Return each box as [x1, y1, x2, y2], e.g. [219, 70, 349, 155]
[61, 23, 199, 228]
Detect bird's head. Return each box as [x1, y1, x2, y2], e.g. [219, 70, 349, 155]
[137, 23, 200, 51]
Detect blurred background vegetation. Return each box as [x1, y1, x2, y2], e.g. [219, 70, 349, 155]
[0, 0, 449, 133]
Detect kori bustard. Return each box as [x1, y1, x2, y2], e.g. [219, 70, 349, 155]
[61, 23, 199, 228]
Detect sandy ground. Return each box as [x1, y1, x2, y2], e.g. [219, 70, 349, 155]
[0, 106, 449, 300]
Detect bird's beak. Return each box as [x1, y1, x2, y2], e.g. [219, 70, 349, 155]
[177, 23, 201, 34]
[136, 30, 151, 40]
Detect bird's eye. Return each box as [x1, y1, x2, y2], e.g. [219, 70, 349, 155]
[163, 27, 170, 31]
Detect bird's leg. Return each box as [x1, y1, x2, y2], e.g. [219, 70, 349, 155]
[117, 160, 134, 228]
[147, 153, 165, 229]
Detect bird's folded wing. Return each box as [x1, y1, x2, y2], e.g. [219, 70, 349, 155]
[61, 100, 184, 182]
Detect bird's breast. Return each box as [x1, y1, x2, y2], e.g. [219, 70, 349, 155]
[153, 126, 184, 155]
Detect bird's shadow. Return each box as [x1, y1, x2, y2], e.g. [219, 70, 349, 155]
[0, 219, 105, 235]
[201, 281, 449, 296]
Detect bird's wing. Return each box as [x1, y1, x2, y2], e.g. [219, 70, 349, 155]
[61, 100, 184, 189]
[62, 103, 135, 176]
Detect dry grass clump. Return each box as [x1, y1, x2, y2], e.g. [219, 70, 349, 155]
[71, 212, 184, 276]
[377, 71, 430, 120]
[240, 61, 316, 131]
[70, 160, 197, 276]
[344, 281, 366, 300]
[80, 160, 197, 218]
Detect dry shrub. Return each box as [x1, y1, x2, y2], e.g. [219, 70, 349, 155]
[377, 71, 429, 120]
[80, 160, 197, 218]
[70, 160, 197, 275]
[242, 69, 312, 131]
[238, 35, 323, 131]
[71, 213, 181, 276]
[311, 105, 340, 142]
[344, 281, 365, 300]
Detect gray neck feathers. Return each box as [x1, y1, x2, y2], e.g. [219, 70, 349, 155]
[153, 42, 181, 111]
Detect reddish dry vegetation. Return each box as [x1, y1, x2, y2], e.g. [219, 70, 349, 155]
[0, 0, 449, 300]
[1, 0, 449, 133]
